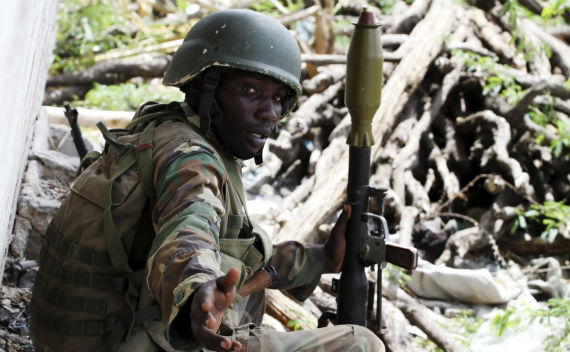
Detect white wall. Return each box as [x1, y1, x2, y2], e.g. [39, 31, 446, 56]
[0, 0, 59, 283]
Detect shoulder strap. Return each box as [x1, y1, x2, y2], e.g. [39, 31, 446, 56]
[103, 147, 137, 268]
[135, 120, 157, 205]
[75, 150, 101, 176]
[97, 106, 173, 268]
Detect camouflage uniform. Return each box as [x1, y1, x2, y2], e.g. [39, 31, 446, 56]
[123, 103, 384, 352]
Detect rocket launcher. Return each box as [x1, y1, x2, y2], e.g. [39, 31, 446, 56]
[335, 7, 419, 332]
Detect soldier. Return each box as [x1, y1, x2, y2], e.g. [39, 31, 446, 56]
[30, 9, 385, 352]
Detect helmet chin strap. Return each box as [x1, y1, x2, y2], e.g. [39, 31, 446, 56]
[198, 68, 222, 134]
[254, 150, 263, 165]
[199, 67, 264, 165]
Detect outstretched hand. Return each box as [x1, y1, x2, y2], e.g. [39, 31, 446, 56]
[190, 268, 243, 351]
[323, 204, 351, 273]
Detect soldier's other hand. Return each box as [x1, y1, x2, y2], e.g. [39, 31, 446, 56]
[190, 267, 243, 351]
[323, 204, 351, 273]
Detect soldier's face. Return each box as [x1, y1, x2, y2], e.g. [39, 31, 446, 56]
[216, 70, 288, 155]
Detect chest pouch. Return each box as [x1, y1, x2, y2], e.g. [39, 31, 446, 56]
[219, 219, 272, 286]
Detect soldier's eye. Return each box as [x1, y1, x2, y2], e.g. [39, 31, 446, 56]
[243, 85, 257, 95]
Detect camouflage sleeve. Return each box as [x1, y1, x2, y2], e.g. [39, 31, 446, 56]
[267, 242, 324, 301]
[145, 141, 226, 349]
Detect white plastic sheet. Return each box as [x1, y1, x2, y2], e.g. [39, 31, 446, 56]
[407, 260, 525, 304]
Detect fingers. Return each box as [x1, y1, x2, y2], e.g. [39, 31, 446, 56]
[340, 203, 352, 222]
[190, 271, 244, 350]
[344, 203, 352, 219]
[323, 204, 351, 273]
[216, 267, 240, 293]
[191, 320, 243, 351]
[192, 292, 240, 351]
[212, 268, 240, 311]
[204, 311, 217, 330]
[224, 339, 243, 351]
[332, 203, 352, 233]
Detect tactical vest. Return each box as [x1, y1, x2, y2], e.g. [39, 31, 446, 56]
[30, 102, 272, 352]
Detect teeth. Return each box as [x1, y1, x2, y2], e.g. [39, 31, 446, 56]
[251, 133, 264, 139]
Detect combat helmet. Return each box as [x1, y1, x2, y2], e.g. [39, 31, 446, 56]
[163, 9, 302, 116]
[163, 9, 302, 164]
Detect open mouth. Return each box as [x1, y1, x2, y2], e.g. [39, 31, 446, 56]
[247, 129, 270, 149]
[250, 132, 267, 140]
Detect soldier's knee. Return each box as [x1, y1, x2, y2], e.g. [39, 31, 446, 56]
[350, 325, 385, 352]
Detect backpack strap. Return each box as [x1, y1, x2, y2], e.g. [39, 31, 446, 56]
[125, 101, 161, 129]
[104, 147, 137, 268]
[98, 108, 171, 268]
[97, 122, 131, 158]
[135, 120, 157, 205]
[75, 150, 102, 176]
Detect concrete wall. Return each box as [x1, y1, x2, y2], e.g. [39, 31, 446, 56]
[0, 1, 59, 283]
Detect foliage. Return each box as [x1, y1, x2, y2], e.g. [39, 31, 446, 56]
[498, 0, 567, 62]
[454, 310, 484, 346]
[285, 308, 317, 331]
[411, 335, 444, 352]
[490, 304, 521, 337]
[511, 201, 570, 242]
[52, 0, 184, 74]
[250, 0, 305, 15]
[490, 298, 570, 351]
[75, 82, 183, 111]
[371, 0, 402, 14]
[174, 0, 195, 14]
[53, 0, 133, 73]
[528, 97, 556, 126]
[541, 0, 570, 19]
[332, 17, 353, 52]
[528, 96, 570, 158]
[334, 0, 414, 15]
[529, 298, 570, 351]
[455, 50, 570, 158]
[549, 119, 570, 158]
[453, 50, 526, 105]
[384, 263, 411, 285]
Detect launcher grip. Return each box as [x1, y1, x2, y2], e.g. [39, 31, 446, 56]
[386, 243, 418, 270]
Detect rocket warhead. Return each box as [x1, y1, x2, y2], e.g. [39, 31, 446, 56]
[345, 7, 383, 147]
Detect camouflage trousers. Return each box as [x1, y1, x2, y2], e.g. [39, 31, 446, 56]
[230, 324, 384, 352]
[120, 290, 385, 352]
[121, 322, 384, 352]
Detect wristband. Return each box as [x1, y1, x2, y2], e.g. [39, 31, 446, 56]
[264, 265, 279, 284]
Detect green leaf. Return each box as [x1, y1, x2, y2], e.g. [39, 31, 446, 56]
[552, 141, 563, 158]
[176, 0, 188, 12]
[518, 215, 527, 229]
[487, 76, 503, 84]
[547, 227, 559, 242]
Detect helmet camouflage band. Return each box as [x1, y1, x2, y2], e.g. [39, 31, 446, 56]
[163, 9, 302, 98]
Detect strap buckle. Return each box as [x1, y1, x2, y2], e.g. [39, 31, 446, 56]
[202, 68, 221, 91]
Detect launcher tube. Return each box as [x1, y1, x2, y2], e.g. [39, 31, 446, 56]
[337, 7, 383, 327]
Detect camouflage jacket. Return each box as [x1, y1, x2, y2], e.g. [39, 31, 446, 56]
[145, 103, 323, 350]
